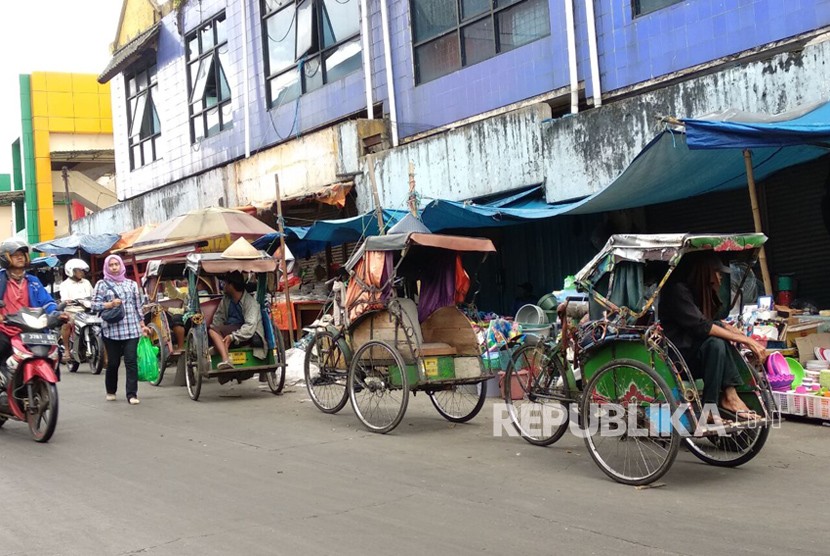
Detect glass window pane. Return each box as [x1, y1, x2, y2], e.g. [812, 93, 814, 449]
[264, 0, 292, 13]
[297, 0, 315, 57]
[635, 0, 682, 16]
[320, 0, 360, 48]
[149, 64, 158, 83]
[324, 38, 361, 83]
[131, 145, 142, 167]
[217, 45, 232, 101]
[215, 15, 227, 44]
[269, 69, 301, 108]
[415, 33, 460, 83]
[130, 93, 148, 138]
[142, 141, 153, 165]
[221, 102, 233, 130]
[187, 35, 199, 60]
[151, 137, 158, 162]
[201, 24, 214, 51]
[190, 52, 215, 105]
[136, 70, 148, 91]
[206, 107, 220, 137]
[462, 18, 495, 65]
[412, 0, 458, 43]
[462, 0, 491, 20]
[265, 8, 296, 75]
[149, 99, 160, 136]
[126, 76, 136, 97]
[497, 0, 549, 53]
[303, 56, 324, 93]
[193, 117, 205, 142]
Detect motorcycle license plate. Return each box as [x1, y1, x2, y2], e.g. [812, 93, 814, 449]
[229, 351, 248, 365]
[20, 333, 57, 345]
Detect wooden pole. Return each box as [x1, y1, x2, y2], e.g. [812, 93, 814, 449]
[366, 153, 385, 234]
[743, 149, 774, 295]
[407, 161, 417, 216]
[274, 175, 295, 346]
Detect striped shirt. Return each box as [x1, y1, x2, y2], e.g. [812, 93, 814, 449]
[91, 279, 145, 340]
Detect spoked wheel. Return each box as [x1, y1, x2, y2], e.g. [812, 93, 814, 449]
[304, 330, 350, 414]
[504, 342, 570, 446]
[428, 382, 486, 423]
[27, 378, 59, 443]
[85, 327, 105, 375]
[685, 367, 774, 467]
[148, 323, 167, 386]
[184, 328, 205, 401]
[580, 358, 680, 486]
[348, 340, 408, 434]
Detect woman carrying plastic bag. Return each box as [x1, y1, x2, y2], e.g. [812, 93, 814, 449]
[137, 337, 160, 383]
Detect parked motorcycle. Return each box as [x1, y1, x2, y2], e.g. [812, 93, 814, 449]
[0, 306, 61, 442]
[65, 298, 104, 374]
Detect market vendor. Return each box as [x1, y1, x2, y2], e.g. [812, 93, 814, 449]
[208, 272, 265, 370]
[659, 252, 767, 422]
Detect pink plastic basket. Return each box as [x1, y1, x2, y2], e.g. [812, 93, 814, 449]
[766, 352, 794, 392]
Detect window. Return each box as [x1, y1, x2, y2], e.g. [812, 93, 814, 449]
[126, 64, 161, 169]
[411, 0, 550, 84]
[261, 0, 362, 109]
[633, 0, 682, 17]
[186, 12, 232, 142]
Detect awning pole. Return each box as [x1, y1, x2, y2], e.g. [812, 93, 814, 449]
[274, 174, 295, 346]
[743, 149, 774, 295]
[367, 153, 385, 234]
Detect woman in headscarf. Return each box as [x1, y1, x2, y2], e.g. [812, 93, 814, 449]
[659, 251, 766, 423]
[91, 255, 148, 404]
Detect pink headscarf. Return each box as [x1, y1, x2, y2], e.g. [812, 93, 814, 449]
[104, 254, 127, 283]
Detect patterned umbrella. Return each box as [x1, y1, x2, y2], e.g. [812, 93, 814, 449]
[133, 207, 276, 249]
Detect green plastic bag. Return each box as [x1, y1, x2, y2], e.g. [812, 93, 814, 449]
[137, 336, 160, 383]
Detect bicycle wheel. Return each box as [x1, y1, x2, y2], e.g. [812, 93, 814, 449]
[348, 340, 408, 434]
[504, 342, 570, 446]
[685, 365, 773, 467]
[304, 330, 350, 413]
[148, 323, 167, 386]
[264, 329, 287, 394]
[580, 358, 680, 486]
[184, 329, 204, 401]
[428, 381, 486, 423]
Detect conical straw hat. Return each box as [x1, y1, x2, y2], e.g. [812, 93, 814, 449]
[221, 237, 261, 259]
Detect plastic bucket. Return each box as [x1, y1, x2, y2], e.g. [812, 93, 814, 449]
[777, 274, 794, 291]
[515, 304, 545, 325]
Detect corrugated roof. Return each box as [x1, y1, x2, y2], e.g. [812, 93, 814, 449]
[98, 22, 161, 84]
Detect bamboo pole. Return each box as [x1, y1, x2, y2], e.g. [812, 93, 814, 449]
[274, 175, 295, 346]
[743, 149, 774, 295]
[366, 153, 385, 234]
[407, 161, 417, 216]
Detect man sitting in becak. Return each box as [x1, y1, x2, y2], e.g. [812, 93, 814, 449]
[208, 272, 265, 370]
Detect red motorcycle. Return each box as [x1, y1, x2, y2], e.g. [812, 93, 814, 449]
[0, 307, 61, 442]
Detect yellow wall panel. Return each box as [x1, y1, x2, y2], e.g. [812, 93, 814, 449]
[31, 91, 48, 117]
[33, 130, 50, 156]
[30, 72, 48, 92]
[73, 93, 101, 118]
[48, 117, 75, 133]
[75, 119, 101, 133]
[99, 94, 113, 119]
[46, 92, 74, 118]
[71, 74, 99, 94]
[100, 118, 114, 134]
[44, 72, 72, 92]
[32, 116, 49, 131]
[35, 158, 51, 183]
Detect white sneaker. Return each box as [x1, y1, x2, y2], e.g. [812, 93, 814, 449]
[128, 397, 140, 405]
[106, 394, 116, 401]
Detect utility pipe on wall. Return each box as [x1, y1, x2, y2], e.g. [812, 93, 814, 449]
[379, 0, 399, 146]
[360, 0, 374, 119]
[564, 0, 579, 114]
[241, 0, 251, 157]
[585, 0, 602, 107]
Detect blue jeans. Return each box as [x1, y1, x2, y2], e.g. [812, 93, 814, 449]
[104, 336, 138, 399]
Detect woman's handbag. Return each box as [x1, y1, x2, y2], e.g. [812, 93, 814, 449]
[100, 281, 125, 324]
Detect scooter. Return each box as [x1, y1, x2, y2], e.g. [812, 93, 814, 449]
[65, 298, 105, 374]
[0, 306, 62, 442]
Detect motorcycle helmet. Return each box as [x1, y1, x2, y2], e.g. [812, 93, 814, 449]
[0, 239, 30, 269]
[65, 258, 90, 278]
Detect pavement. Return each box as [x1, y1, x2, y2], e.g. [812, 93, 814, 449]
[0, 370, 827, 556]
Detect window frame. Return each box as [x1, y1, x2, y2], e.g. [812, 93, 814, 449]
[185, 11, 233, 143]
[260, 0, 362, 110]
[632, 0, 683, 17]
[410, 0, 550, 85]
[125, 62, 161, 170]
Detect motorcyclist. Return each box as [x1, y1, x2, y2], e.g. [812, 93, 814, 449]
[59, 258, 94, 363]
[0, 239, 68, 387]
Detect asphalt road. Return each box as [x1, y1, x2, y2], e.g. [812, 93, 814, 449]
[0, 370, 826, 556]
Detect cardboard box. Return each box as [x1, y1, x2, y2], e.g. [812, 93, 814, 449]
[794, 333, 830, 364]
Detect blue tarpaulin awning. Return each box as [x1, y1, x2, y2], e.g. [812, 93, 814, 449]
[34, 233, 121, 256]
